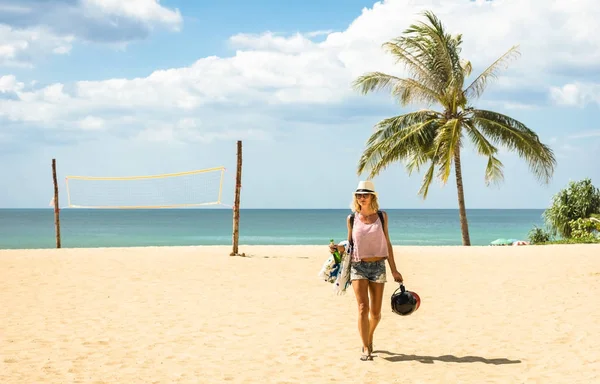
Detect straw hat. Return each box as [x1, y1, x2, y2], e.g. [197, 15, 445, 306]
[354, 180, 377, 195]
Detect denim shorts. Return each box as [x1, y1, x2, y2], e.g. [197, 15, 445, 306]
[350, 259, 387, 283]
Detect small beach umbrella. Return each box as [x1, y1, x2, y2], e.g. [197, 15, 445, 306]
[490, 238, 512, 246]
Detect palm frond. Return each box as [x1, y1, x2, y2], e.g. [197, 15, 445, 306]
[405, 145, 437, 175]
[405, 133, 443, 199]
[463, 45, 521, 100]
[353, 72, 401, 95]
[352, 72, 439, 105]
[464, 122, 504, 185]
[471, 109, 556, 183]
[404, 140, 441, 199]
[484, 156, 504, 186]
[359, 118, 440, 178]
[417, 157, 438, 199]
[390, 10, 466, 97]
[382, 41, 442, 90]
[421, 11, 466, 89]
[461, 59, 472, 77]
[355, 10, 469, 112]
[433, 118, 463, 184]
[392, 78, 441, 105]
[357, 110, 442, 178]
[402, 31, 452, 87]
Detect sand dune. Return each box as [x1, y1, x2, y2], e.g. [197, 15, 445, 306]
[1, 244, 599, 383]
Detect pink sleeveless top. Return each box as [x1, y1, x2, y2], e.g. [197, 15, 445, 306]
[351, 213, 389, 262]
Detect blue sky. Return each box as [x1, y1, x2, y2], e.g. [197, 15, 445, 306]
[0, 0, 598, 209]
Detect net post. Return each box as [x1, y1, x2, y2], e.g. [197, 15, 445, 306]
[52, 159, 61, 249]
[231, 140, 243, 256]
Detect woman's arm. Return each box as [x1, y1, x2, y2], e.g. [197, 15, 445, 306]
[346, 214, 352, 243]
[330, 215, 353, 254]
[340, 214, 352, 253]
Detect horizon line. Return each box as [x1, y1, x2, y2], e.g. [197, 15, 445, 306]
[0, 207, 548, 210]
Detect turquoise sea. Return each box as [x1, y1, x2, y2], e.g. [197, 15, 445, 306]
[0, 208, 546, 250]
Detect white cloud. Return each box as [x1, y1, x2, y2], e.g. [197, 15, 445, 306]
[480, 100, 540, 111]
[230, 32, 318, 54]
[1, 0, 600, 145]
[305, 30, 334, 38]
[0, 0, 182, 66]
[78, 116, 105, 131]
[0, 25, 74, 67]
[82, 0, 182, 30]
[549, 82, 600, 107]
[227, 0, 600, 101]
[0, 74, 23, 92]
[132, 116, 274, 144]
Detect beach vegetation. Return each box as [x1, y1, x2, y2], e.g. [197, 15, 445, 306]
[570, 217, 600, 239]
[527, 226, 551, 244]
[528, 178, 600, 244]
[352, 11, 555, 246]
[542, 178, 600, 239]
[535, 236, 600, 245]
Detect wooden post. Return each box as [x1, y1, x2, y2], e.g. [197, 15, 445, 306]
[231, 141, 243, 256]
[52, 159, 61, 248]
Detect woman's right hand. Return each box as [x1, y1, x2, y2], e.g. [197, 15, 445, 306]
[329, 244, 344, 254]
[329, 243, 337, 254]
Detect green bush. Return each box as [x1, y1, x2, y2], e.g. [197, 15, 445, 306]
[569, 217, 600, 239]
[528, 226, 551, 244]
[541, 237, 600, 245]
[543, 178, 600, 238]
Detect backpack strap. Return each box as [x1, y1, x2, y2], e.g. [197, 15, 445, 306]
[349, 213, 355, 248]
[377, 210, 385, 227]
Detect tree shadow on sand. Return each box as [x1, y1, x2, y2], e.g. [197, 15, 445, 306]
[375, 350, 521, 365]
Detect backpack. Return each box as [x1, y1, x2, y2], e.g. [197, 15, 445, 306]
[348, 210, 385, 248]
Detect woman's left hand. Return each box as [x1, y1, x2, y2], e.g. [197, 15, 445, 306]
[392, 270, 403, 283]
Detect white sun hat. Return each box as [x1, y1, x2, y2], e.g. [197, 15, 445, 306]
[354, 180, 377, 195]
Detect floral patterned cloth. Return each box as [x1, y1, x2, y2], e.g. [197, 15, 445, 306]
[318, 240, 352, 295]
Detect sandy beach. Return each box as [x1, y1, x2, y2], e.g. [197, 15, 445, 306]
[1, 244, 599, 384]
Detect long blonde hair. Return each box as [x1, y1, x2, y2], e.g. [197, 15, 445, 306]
[350, 193, 380, 213]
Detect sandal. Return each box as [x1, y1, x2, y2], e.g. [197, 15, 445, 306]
[360, 347, 372, 361]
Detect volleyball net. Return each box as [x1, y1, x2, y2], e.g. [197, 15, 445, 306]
[65, 166, 226, 209]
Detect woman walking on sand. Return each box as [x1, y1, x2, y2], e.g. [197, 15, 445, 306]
[330, 180, 403, 361]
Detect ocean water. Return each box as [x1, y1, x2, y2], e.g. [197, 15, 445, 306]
[0, 208, 546, 250]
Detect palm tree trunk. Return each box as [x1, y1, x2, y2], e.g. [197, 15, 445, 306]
[454, 149, 471, 246]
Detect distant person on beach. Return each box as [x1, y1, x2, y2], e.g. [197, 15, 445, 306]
[329, 180, 403, 361]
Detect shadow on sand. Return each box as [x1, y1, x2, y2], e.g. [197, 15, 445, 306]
[375, 350, 522, 365]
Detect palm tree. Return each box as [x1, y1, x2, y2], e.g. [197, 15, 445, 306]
[353, 11, 556, 246]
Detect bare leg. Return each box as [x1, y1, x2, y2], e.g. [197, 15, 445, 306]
[352, 279, 371, 359]
[367, 282, 385, 352]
